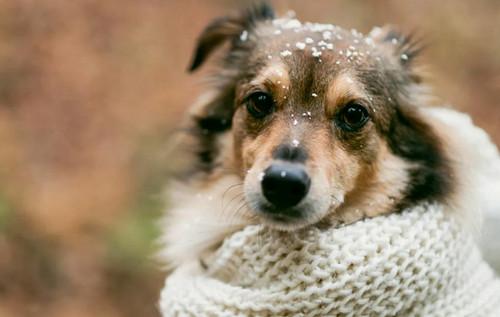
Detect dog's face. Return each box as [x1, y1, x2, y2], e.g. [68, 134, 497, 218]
[232, 24, 404, 229]
[187, 5, 451, 230]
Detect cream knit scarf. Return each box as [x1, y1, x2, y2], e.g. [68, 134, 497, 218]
[159, 108, 500, 316]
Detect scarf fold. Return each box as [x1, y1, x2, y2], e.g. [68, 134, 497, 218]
[160, 205, 500, 316]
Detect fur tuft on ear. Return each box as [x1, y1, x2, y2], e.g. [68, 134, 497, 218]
[188, 2, 274, 72]
[369, 25, 425, 67]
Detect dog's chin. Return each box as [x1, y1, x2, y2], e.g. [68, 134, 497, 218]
[252, 201, 326, 231]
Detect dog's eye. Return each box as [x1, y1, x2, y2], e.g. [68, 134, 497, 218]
[246, 92, 275, 118]
[337, 103, 370, 131]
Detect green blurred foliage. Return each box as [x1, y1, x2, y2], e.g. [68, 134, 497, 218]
[0, 196, 13, 232]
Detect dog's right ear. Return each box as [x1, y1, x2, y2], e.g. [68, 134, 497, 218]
[369, 25, 425, 83]
[188, 3, 274, 72]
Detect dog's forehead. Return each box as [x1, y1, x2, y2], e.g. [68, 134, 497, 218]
[251, 17, 383, 80]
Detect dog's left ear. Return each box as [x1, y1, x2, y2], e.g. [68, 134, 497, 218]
[369, 25, 424, 82]
[188, 3, 274, 72]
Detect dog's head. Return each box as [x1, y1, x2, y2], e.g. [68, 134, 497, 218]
[186, 4, 452, 230]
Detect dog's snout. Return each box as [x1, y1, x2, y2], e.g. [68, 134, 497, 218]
[272, 143, 307, 163]
[261, 163, 311, 209]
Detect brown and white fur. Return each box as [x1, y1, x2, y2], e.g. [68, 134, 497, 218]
[159, 4, 462, 269]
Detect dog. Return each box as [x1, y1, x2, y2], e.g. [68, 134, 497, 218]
[160, 3, 460, 268]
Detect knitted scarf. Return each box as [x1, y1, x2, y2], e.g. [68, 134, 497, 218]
[160, 205, 500, 316]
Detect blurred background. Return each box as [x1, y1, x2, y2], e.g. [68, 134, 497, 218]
[0, 1, 498, 316]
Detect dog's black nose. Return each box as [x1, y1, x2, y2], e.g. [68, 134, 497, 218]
[261, 163, 311, 209]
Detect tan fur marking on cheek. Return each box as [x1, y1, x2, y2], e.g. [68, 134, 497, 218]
[304, 127, 332, 163]
[307, 127, 359, 192]
[326, 73, 369, 116]
[332, 148, 361, 191]
[332, 141, 412, 224]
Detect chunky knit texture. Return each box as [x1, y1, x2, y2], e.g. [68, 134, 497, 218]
[160, 205, 500, 316]
[159, 108, 500, 317]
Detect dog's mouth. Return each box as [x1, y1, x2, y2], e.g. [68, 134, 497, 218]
[253, 202, 313, 230]
[250, 197, 332, 231]
[256, 201, 304, 220]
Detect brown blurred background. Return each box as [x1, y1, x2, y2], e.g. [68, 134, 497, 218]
[0, 1, 499, 316]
